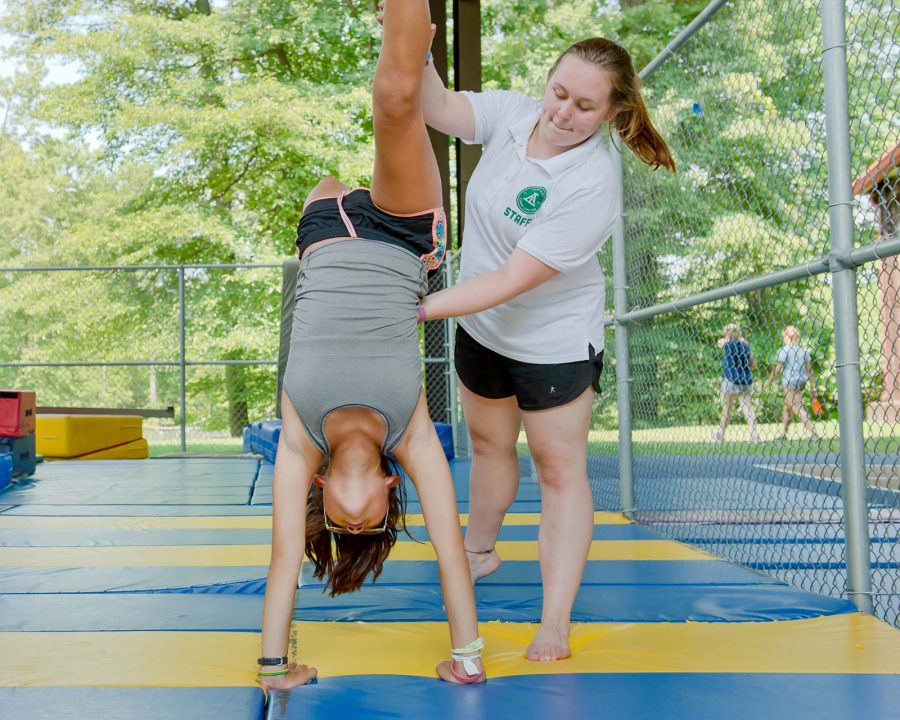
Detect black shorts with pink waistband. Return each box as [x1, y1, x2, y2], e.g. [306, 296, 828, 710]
[296, 188, 446, 273]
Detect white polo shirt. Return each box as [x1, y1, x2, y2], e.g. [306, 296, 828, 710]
[455, 90, 619, 363]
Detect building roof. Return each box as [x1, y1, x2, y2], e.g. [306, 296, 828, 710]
[852, 142, 900, 195]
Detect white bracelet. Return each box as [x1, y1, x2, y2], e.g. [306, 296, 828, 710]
[451, 636, 484, 676]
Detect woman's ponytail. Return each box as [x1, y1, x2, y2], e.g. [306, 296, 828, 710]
[613, 76, 675, 172]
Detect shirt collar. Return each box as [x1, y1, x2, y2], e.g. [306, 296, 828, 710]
[508, 108, 605, 174]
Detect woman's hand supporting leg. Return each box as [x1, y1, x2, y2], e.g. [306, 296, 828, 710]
[259, 392, 322, 690]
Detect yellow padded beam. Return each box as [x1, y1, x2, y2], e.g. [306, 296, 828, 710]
[36, 414, 143, 458]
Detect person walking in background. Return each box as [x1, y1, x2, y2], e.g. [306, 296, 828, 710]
[766, 325, 820, 441]
[715, 323, 759, 443]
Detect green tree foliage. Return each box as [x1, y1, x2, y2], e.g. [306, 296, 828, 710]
[471, 0, 889, 430]
[479, 0, 708, 95]
[7, 1, 885, 436]
[614, 0, 895, 428]
[1, 0, 381, 432]
[3, 0, 379, 254]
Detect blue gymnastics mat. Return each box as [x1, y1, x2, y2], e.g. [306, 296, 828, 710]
[1, 455, 899, 720]
[2, 687, 263, 720]
[261, 673, 900, 720]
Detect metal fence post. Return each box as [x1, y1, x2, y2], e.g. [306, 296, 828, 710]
[820, 0, 874, 614]
[178, 265, 187, 453]
[610, 132, 635, 518]
[444, 255, 459, 455]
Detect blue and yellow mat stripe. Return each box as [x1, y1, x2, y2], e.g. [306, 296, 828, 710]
[0, 457, 898, 720]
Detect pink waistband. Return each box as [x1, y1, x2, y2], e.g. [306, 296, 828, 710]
[336, 191, 359, 239]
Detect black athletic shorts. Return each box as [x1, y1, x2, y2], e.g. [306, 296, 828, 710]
[296, 188, 446, 274]
[454, 325, 604, 411]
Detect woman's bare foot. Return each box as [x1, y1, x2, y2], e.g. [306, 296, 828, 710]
[525, 624, 570, 662]
[465, 548, 501, 583]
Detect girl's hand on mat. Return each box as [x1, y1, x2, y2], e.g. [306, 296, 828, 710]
[259, 662, 317, 691]
[436, 659, 486, 684]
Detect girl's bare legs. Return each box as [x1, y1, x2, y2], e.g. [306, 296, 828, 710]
[780, 390, 793, 438]
[785, 387, 815, 435]
[521, 387, 594, 661]
[459, 384, 523, 581]
[371, 0, 441, 213]
[303, 176, 349, 211]
[737, 391, 759, 442]
[717, 392, 735, 440]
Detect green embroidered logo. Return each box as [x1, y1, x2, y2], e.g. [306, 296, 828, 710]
[515, 186, 547, 215]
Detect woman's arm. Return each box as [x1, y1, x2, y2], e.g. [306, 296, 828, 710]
[421, 248, 558, 321]
[259, 396, 323, 690]
[394, 394, 484, 682]
[421, 62, 476, 141]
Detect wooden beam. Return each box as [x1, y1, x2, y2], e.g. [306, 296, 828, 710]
[453, 0, 482, 244]
[425, 0, 452, 422]
[37, 406, 176, 419]
[429, 0, 452, 231]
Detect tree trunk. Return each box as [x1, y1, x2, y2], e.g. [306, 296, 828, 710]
[149, 364, 158, 405]
[226, 364, 248, 437]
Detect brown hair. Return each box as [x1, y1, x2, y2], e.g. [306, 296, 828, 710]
[304, 456, 410, 596]
[549, 38, 675, 172]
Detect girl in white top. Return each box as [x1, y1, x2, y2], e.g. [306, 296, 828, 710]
[765, 325, 820, 440]
[420, 38, 675, 661]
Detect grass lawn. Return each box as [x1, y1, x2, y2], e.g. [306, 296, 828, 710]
[145, 421, 896, 459]
[516, 420, 898, 456]
[149, 437, 246, 457]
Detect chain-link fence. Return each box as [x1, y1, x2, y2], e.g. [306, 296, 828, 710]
[2, 255, 462, 456]
[0, 264, 281, 453]
[439, 0, 898, 629]
[602, 0, 898, 628]
[2, 0, 895, 630]
[422, 251, 457, 430]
